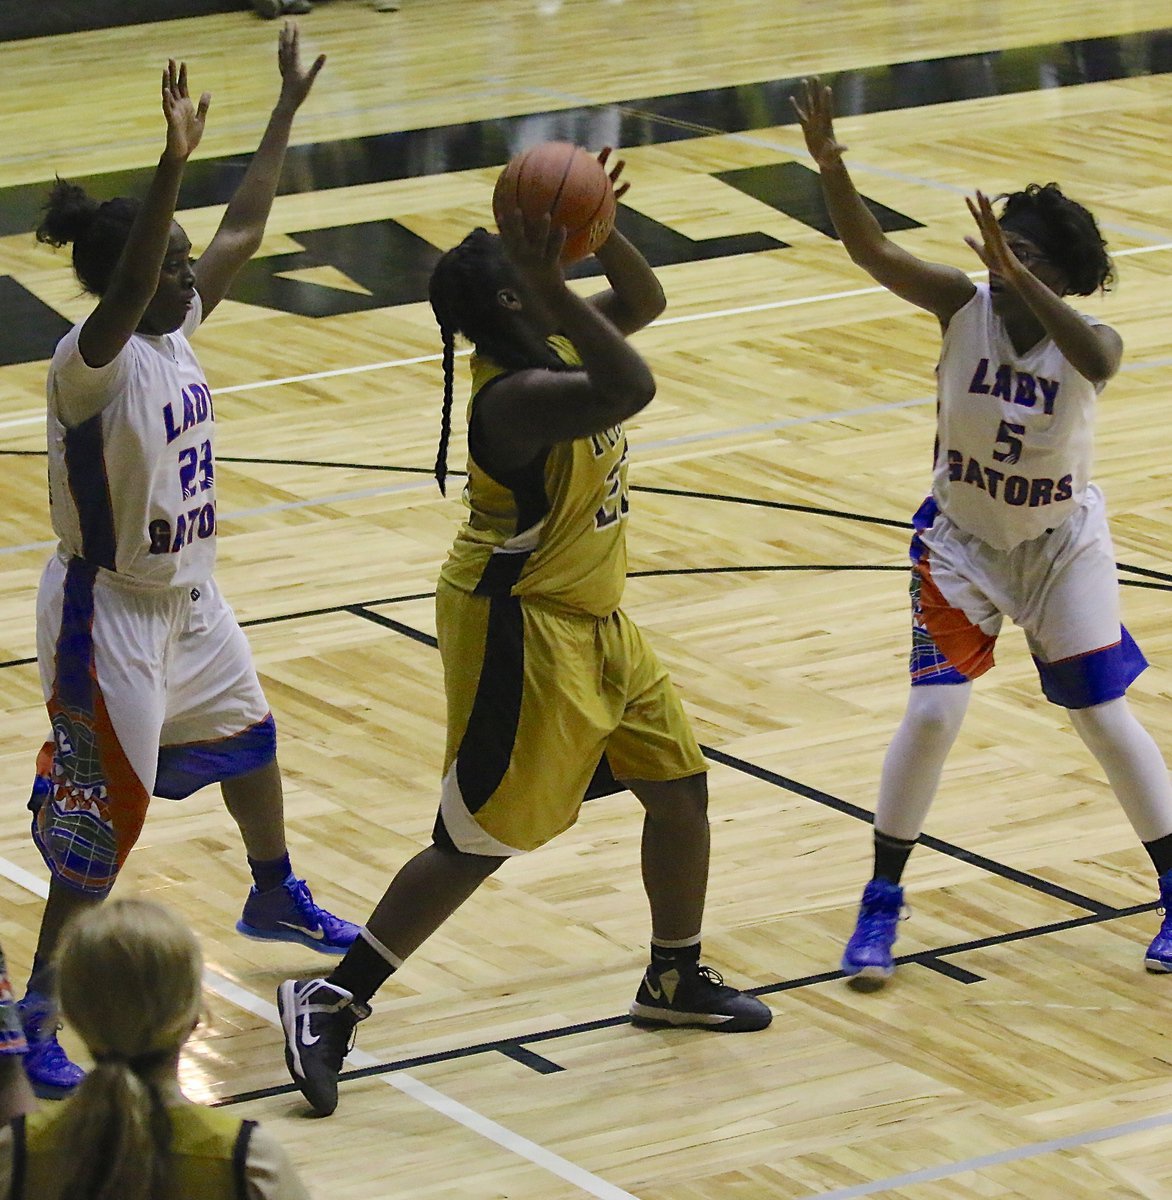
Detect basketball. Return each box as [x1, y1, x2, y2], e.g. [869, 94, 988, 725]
[492, 141, 617, 265]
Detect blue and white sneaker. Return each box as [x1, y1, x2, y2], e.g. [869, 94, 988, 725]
[842, 878, 905, 987]
[236, 875, 360, 955]
[1145, 869, 1172, 972]
[19, 991, 84, 1099]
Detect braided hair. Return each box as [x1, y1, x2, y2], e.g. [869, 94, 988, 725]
[998, 182, 1114, 296]
[36, 177, 142, 297]
[427, 228, 567, 495]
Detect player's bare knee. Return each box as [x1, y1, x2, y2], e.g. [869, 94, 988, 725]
[629, 773, 709, 823]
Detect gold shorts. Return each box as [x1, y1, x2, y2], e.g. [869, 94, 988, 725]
[434, 579, 706, 854]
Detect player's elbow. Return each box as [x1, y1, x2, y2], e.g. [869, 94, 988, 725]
[596, 371, 656, 423]
[1081, 353, 1119, 386]
[643, 284, 667, 324]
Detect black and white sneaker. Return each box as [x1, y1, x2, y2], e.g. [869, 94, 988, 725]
[277, 978, 370, 1116]
[629, 961, 772, 1032]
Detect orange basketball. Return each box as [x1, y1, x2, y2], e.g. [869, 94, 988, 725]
[492, 142, 617, 265]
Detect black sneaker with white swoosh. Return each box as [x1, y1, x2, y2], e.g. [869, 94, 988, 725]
[277, 978, 371, 1116]
[629, 961, 772, 1032]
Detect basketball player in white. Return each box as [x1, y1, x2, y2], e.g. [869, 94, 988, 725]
[793, 77, 1172, 985]
[20, 29, 359, 1098]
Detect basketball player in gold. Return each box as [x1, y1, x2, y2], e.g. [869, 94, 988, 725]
[278, 162, 771, 1116]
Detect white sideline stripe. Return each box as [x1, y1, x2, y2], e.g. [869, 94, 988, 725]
[215, 351, 452, 395]
[0, 854, 639, 1200]
[0, 236, 1166, 426]
[801, 1108, 1172, 1199]
[384, 1070, 640, 1200]
[1, 337, 1170, 560]
[0, 855, 49, 899]
[0, 348, 1166, 559]
[7, 832, 1168, 1200]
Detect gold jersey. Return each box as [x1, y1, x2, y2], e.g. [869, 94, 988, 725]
[15, 1102, 253, 1200]
[439, 336, 630, 617]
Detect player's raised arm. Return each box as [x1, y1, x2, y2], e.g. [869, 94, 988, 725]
[474, 207, 656, 470]
[965, 189, 1122, 384]
[59, 60, 208, 370]
[791, 77, 974, 324]
[193, 22, 325, 316]
[586, 149, 666, 335]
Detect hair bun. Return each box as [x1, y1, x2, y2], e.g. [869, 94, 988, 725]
[36, 177, 101, 247]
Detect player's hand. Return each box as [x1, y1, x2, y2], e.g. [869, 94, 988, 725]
[497, 205, 567, 294]
[596, 147, 630, 202]
[276, 21, 326, 114]
[964, 190, 1028, 285]
[162, 60, 211, 161]
[790, 77, 847, 170]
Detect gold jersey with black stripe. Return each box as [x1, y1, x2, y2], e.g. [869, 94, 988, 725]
[439, 336, 630, 618]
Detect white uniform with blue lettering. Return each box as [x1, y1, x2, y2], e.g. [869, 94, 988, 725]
[37, 293, 270, 853]
[46, 296, 219, 585]
[914, 282, 1144, 702]
[932, 281, 1099, 551]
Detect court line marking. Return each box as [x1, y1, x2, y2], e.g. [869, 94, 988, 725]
[3, 81, 1168, 1199]
[1, 342, 1169, 557]
[799, 1108, 1172, 1199]
[0, 391, 939, 558]
[1, 239, 1169, 432]
[2, 68, 1167, 1200]
[0, 853, 639, 1200]
[511, 80, 1172, 246]
[5, 858, 1170, 1200]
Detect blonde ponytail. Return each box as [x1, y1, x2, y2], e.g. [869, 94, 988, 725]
[55, 900, 203, 1200]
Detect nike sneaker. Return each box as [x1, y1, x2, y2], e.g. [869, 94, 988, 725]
[19, 990, 85, 1099]
[841, 877, 904, 986]
[236, 875, 359, 955]
[629, 960, 772, 1031]
[1145, 868, 1172, 972]
[277, 978, 370, 1116]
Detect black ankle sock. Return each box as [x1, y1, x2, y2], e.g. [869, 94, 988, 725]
[872, 831, 917, 885]
[1143, 833, 1172, 878]
[26, 954, 53, 997]
[650, 940, 701, 969]
[248, 852, 292, 892]
[327, 937, 397, 1006]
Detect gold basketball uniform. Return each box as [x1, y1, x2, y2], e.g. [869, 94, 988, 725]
[435, 336, 705, 856]
[12, 1103, 255, 1200]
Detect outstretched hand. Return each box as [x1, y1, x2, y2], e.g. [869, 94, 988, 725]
[790, 77, 846, 170]
[964, 190, 1026, 282]
[276, 21, 326, 113]
[596, 147, 630, 202]
[161, 60, 210, 161]
[497, 205, 567, 295]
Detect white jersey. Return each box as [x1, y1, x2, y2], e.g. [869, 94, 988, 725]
[46, 294, 217, 588]
[932, 283, 1103, 551]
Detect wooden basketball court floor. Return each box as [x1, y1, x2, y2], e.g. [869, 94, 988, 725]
[2, 1, 1172, 1196]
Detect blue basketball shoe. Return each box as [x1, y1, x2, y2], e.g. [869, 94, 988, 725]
[842, 878, 904, 987]
[1144, 869, 1172, 972]
[236, 875, 360, 955]
[19, 991, 85, 1099]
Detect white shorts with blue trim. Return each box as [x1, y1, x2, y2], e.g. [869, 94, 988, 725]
[913, 485, 1147, 708]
